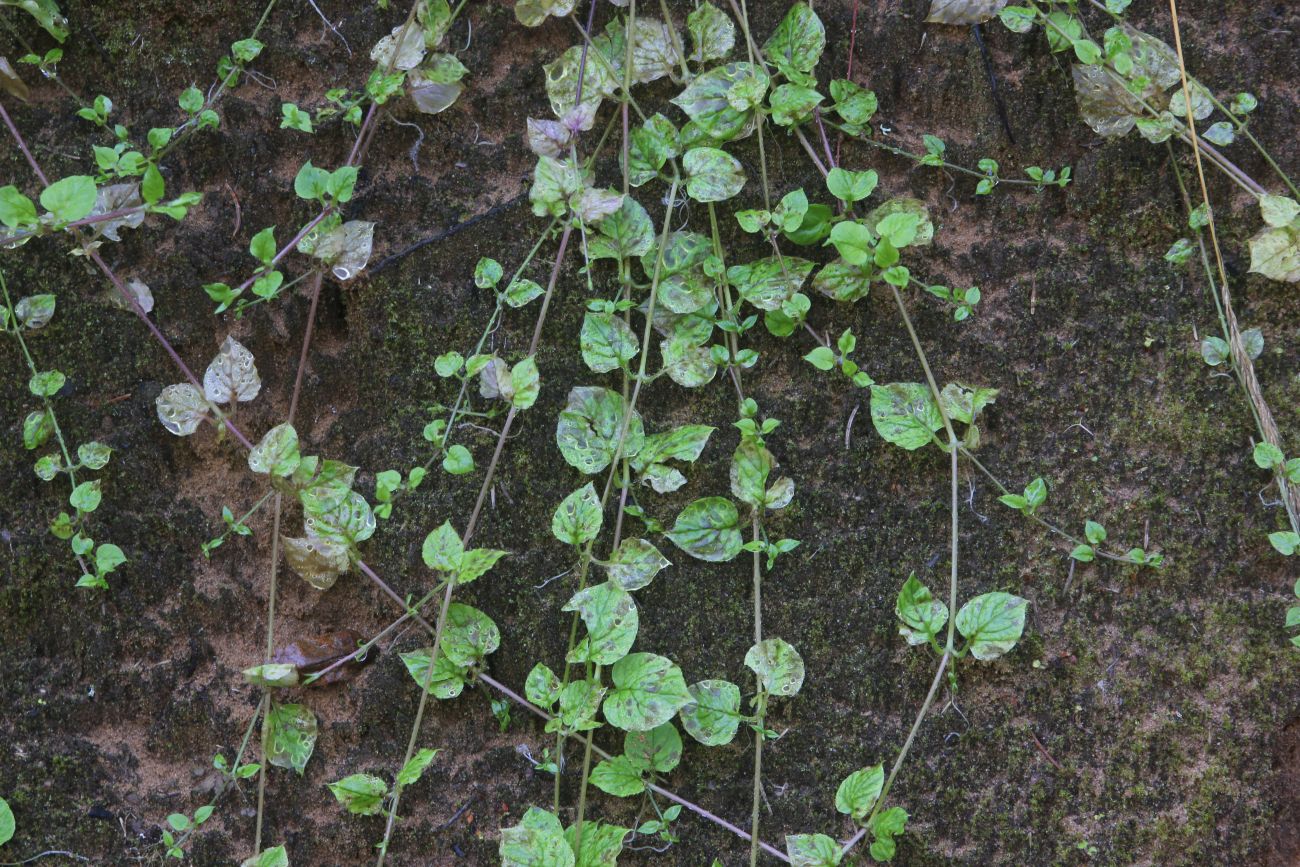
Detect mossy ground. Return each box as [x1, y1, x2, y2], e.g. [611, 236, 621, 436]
[1, 1, 1298, 865]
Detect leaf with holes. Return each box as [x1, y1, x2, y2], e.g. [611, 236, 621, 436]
[440, 602, 499, 667]
[603, 537, 670, 591]
[266, 703, 318, 775]
[745, 638, 804, 696]
[552, 482, 602, 546]
[249, 423, 301, 477]
[282, 535, 350, 590]
[307, 220, 375, 281]
[678, 679, 741, 745]
[555, 387, 645, 475]
[400, 646, 469, 699]
[204, 336, 261, 404]
[155, 383, 210, 436]
[564, 580, 639, 665]
[727, 256, 814, 311]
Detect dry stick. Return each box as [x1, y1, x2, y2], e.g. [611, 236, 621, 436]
[476, 672, 793, 864]
[1163, 0, 1300, 530]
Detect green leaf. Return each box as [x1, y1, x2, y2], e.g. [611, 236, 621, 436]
[895, 573, 948, 646]
[785, 833, 842, 867]
[870, 383, 943, 450]
[266, 703, 318, 774]
[564, 819, 628, 867]
[1253, 441, 1285, 470]
[457, 548, 507, 585]
[827, 221, 873, 266]
[556, 387, 645, 475]
[552, 482, 602, 546]
[1085, 520, 1107, 545]
[95, 543, 126, 574]
[604, 653, 691, 731]
[241, 846, 289, 867]
[396, 747, 441, 787]
[683, 147, 746, 202]
[727, 256, 814, 311]
[666, 497, 743, 562]
[1070, 544, 1095, 562]
[500, 806, 575, 867]
[687, 2, 735, 64]
[22, 410, 52, 450]
[4, 0, 66, 41]
[762, 3, 825, 81]
[39, 175, 97, 222]
[624, 723, 683, 773]
[589, 755, 646, 797]
[603, 537, 670, 591]
[249, 423, 301, 477]
[1269, 531, 1300, 556]
[745, 637, 804, 696]
[69, 480, 102, 513]
[439, 603, 499, 667]
[141, 164, 165, 204]
[730, 439, 772, 508]
[671, 63, 767, 142]
[866, 198, 934, 247]
[589, 196, 654, 261]
[0, 186, 38, 229]
[678, 679, 741, 745]
[835, 764, 885, 821]
[443, 443, 475, 475]
[620, 113, 677, 188]
[826, 168, 878, 203]
[580, 312, 638, 373]
[804, 346, 836, 371]
[418, 522, 465, 577]
[400, 647, 468, 699]
[509, 356, 541, 410]
[563, 580, 639, 665]
[0, 797, 15, 846]
[955, 592, 1028, 660]
[28, 369, 65, 397]
[327, 773, 387, 815]
[828, 79, 878, 128]
[293, 161, 330, 201]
